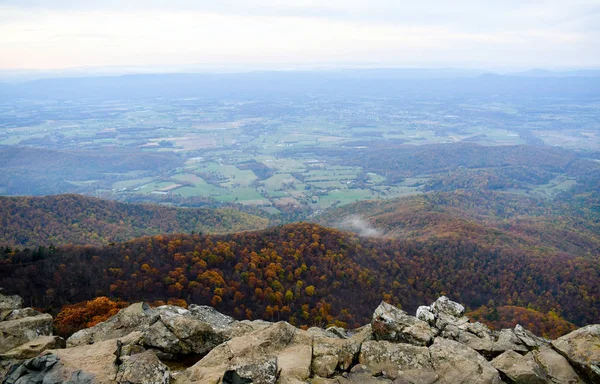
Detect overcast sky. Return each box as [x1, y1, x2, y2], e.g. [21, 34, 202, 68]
[0, 0, 599, 71]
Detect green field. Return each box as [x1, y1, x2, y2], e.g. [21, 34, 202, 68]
[1, 95, 596, 212]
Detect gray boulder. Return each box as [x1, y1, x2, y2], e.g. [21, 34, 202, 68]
[67, 303, 160, 347]
[4, 308, 42, 321]
[2, 354, 65, 384]
[429, 337, 503, 384]
[359, 340, 436, 382]
[532, 346, 584, 384]
[0, 290, 24, 311]
[372, 301, 437, 346]
[552, 324, 600, 383]
[187, 304, 236, 330]
[67, 303, 244, 360]
[0, 335, 65, 360]
[416, 305, 436, 326]
[491, 350, 547, 384]
[430, 296, 465, 318]
[491, 329, 529, 355]
[0, 314, 53, 354]
[311, 325, 371, 378]
[228, 358, 278, 384]
[115, 350, 170, 384]
[157, 311, 227, 356]
[142, 321, 182, 358]
[513, 325, 549, 349]
[456, 327, 495, 357]
[185, 321, 312, 384]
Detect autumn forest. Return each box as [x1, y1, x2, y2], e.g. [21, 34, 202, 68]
[1, 141, 599, 340]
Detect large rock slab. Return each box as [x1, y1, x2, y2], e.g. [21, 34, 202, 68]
[2, 354, 67, 384]
[0, 314, 53, 354]
[3, 342, 119, 384]
[187, 304, 236, 330]
[68, 302, 248, 360]
[372, 301, 436, 346]
[552, 324, 600, 383]
[492, 329, 529, 355]
[359, 340, 436, 382]
[3, 333, 165, 384]
[532, 346, 584, 384]
[142, 320, 183, 358]
[67, 302, 160, 347]
[0, 290, 23, 311]
[3, 308, 42, 321]
[455, 322, 496, 357]
[491, 350, 547, 384]
[115, 350, 170, 384]
[49, 339, 122, 383]
[429, 337, 503, 384]
[0, 335, 65, 360]
[431, 296, 465, 318]
[185, 321, 312, 384]
[311, 324, 372, 378]
[158, 309, 227, 356]
[513, 325, 549, 350]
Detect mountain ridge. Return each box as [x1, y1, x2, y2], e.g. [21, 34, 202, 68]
[0, 194, 268, 248]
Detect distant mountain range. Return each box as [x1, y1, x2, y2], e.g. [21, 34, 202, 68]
[1, 69, 599, 100]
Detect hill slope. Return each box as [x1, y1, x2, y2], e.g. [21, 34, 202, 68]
[0, 146, 185, 196]
[1, 222, 598, 332]
[0, 194, 269, 247]
[316, 190, 600, 259]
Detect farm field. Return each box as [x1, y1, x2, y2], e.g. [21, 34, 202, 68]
[1, 90, 598, 214]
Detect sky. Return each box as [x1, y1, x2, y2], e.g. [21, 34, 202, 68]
[0, 0, 599, 72]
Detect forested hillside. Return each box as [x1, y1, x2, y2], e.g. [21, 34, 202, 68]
[0, 146, 184, 196]
[293, 142, 600, 185]
[2, 222, 598, 338]
[317, 190, 600, 258]
[0, 194, 269, 247]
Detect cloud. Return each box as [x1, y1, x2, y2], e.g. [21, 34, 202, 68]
[0, 0, 598, 70]
[339, 215, 383, 238]
[4, 0, 599, 31]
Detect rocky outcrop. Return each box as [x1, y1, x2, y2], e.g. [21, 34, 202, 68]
[67, 302, 160, 347]
[429, 337, 503, 384]
[0, 315, 54, 355]
[552, 324, 600, 383]
[532, 346, 584, 384]
[372, 301, 437, 346]
[3, 333, 168, 384]
[359, 340, 435, 381]
[66, 302, 263, 361]
[310, 324, 371, 378]
[184, 321, 312, 384]
[1, 291, 598, 384]
[0, 291, 54, 355]
[491, 350, 547, 384]
[0, 336, 65, 360]
[0, 289, 24, 312]
[415, 297, 552, 360]
[115, 350, 170, 384]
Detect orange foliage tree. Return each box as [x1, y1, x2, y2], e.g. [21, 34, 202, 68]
[54, 296, 128, 337]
